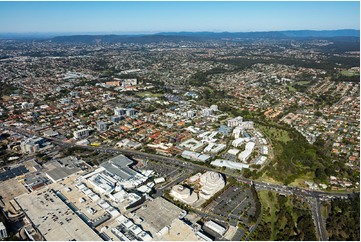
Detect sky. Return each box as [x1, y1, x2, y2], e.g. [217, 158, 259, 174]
[0, 1, 359, 33]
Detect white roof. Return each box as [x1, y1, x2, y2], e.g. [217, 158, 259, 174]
[130, 225, 143, 236]
[82, 188, 92, 195]
[116, 215, 128, 224]
[106, 207, 120, 217]
[211, 159, 249, 170]
[154, 177, 165, 183]
[137, 185, 151, 193]
[227, 148, 240, 155]
[255, 156, 267, 165]
[123, 219, 134, 229]
[98, 200, 111, 209]
[204, 220, 226, 235]
[138, 231, 153, 241]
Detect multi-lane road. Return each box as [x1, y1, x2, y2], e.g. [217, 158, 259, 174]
[310, 197, 328, 241]
[4, 125, 358, 241]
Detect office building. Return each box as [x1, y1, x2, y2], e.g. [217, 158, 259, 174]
[97, 121, 107, 131]
[73, 129, 89, 139]
[228, 116, 243, 127]
[114, 107, 127, 116]
[126, 108, 137, 116]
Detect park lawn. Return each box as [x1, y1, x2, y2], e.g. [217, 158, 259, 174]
[341, 70, 359, 77]
[288, 171, 314, 187]
[257, 125, 292, 143]
[258, 190, 278, 239]
[287, 84, 296, 92]
[258, 173, 284, 185]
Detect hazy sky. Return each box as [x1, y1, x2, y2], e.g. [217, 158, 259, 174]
[0, 1, 359, 33]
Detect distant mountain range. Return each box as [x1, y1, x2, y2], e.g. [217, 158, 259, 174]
[159, 29, 360, 38]
[0, 29, 359, 42]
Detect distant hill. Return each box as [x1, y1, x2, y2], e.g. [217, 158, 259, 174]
[159, 29, 360, 39]
[1, 29, 358, 43]
[280, 29, 360, 38]
[50, 34, 201, 44]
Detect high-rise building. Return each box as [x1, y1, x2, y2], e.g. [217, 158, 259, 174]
[114, 108, 127, 116]
[126, 108, 137, 117]
[111, 116, 122, 123]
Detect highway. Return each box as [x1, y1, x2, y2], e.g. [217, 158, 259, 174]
[310, 197, 328, 241]
[4, 125, 358, 241]
[5, 125, 357, 200]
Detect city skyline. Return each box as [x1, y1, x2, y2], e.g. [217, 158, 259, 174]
[0, 1, 359, 34]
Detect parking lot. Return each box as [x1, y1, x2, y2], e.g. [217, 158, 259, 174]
[211, 185, 256, 223]
[145, 161, 180, 178]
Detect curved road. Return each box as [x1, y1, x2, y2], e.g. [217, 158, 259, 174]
[5, 125, 357, 200]
[5, 125, 358, 241]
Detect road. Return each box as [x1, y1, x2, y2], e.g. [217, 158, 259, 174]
[4, 125, 359, 241]
[153, 171, 191, 198]
[245, 201, 263, 241]
[310, 197, 328, 241]
[5, 125, 357, 200]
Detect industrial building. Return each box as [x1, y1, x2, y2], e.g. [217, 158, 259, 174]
[260, 145, 269, 155]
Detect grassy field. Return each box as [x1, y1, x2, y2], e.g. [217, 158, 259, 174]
[287, 80, 311, 92]
[320, 202, 329, 219]
[341, 70, 359, 77]
[258, 173, 284, 185]
[288, 172, 314, 187]
[287, 84, 296, 92]
[254, 190, 316, 241]
[257, 124, 291, 143]
[136, 91, 163, 98]
[258, 190, 278, 240]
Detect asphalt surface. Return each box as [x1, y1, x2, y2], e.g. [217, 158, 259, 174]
[5, 125, 357, 198]
[310, 197, 328, 241]
[5, 125, 359, 241]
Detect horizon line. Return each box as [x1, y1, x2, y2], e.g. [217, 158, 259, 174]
[0, 28, 359, 35]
